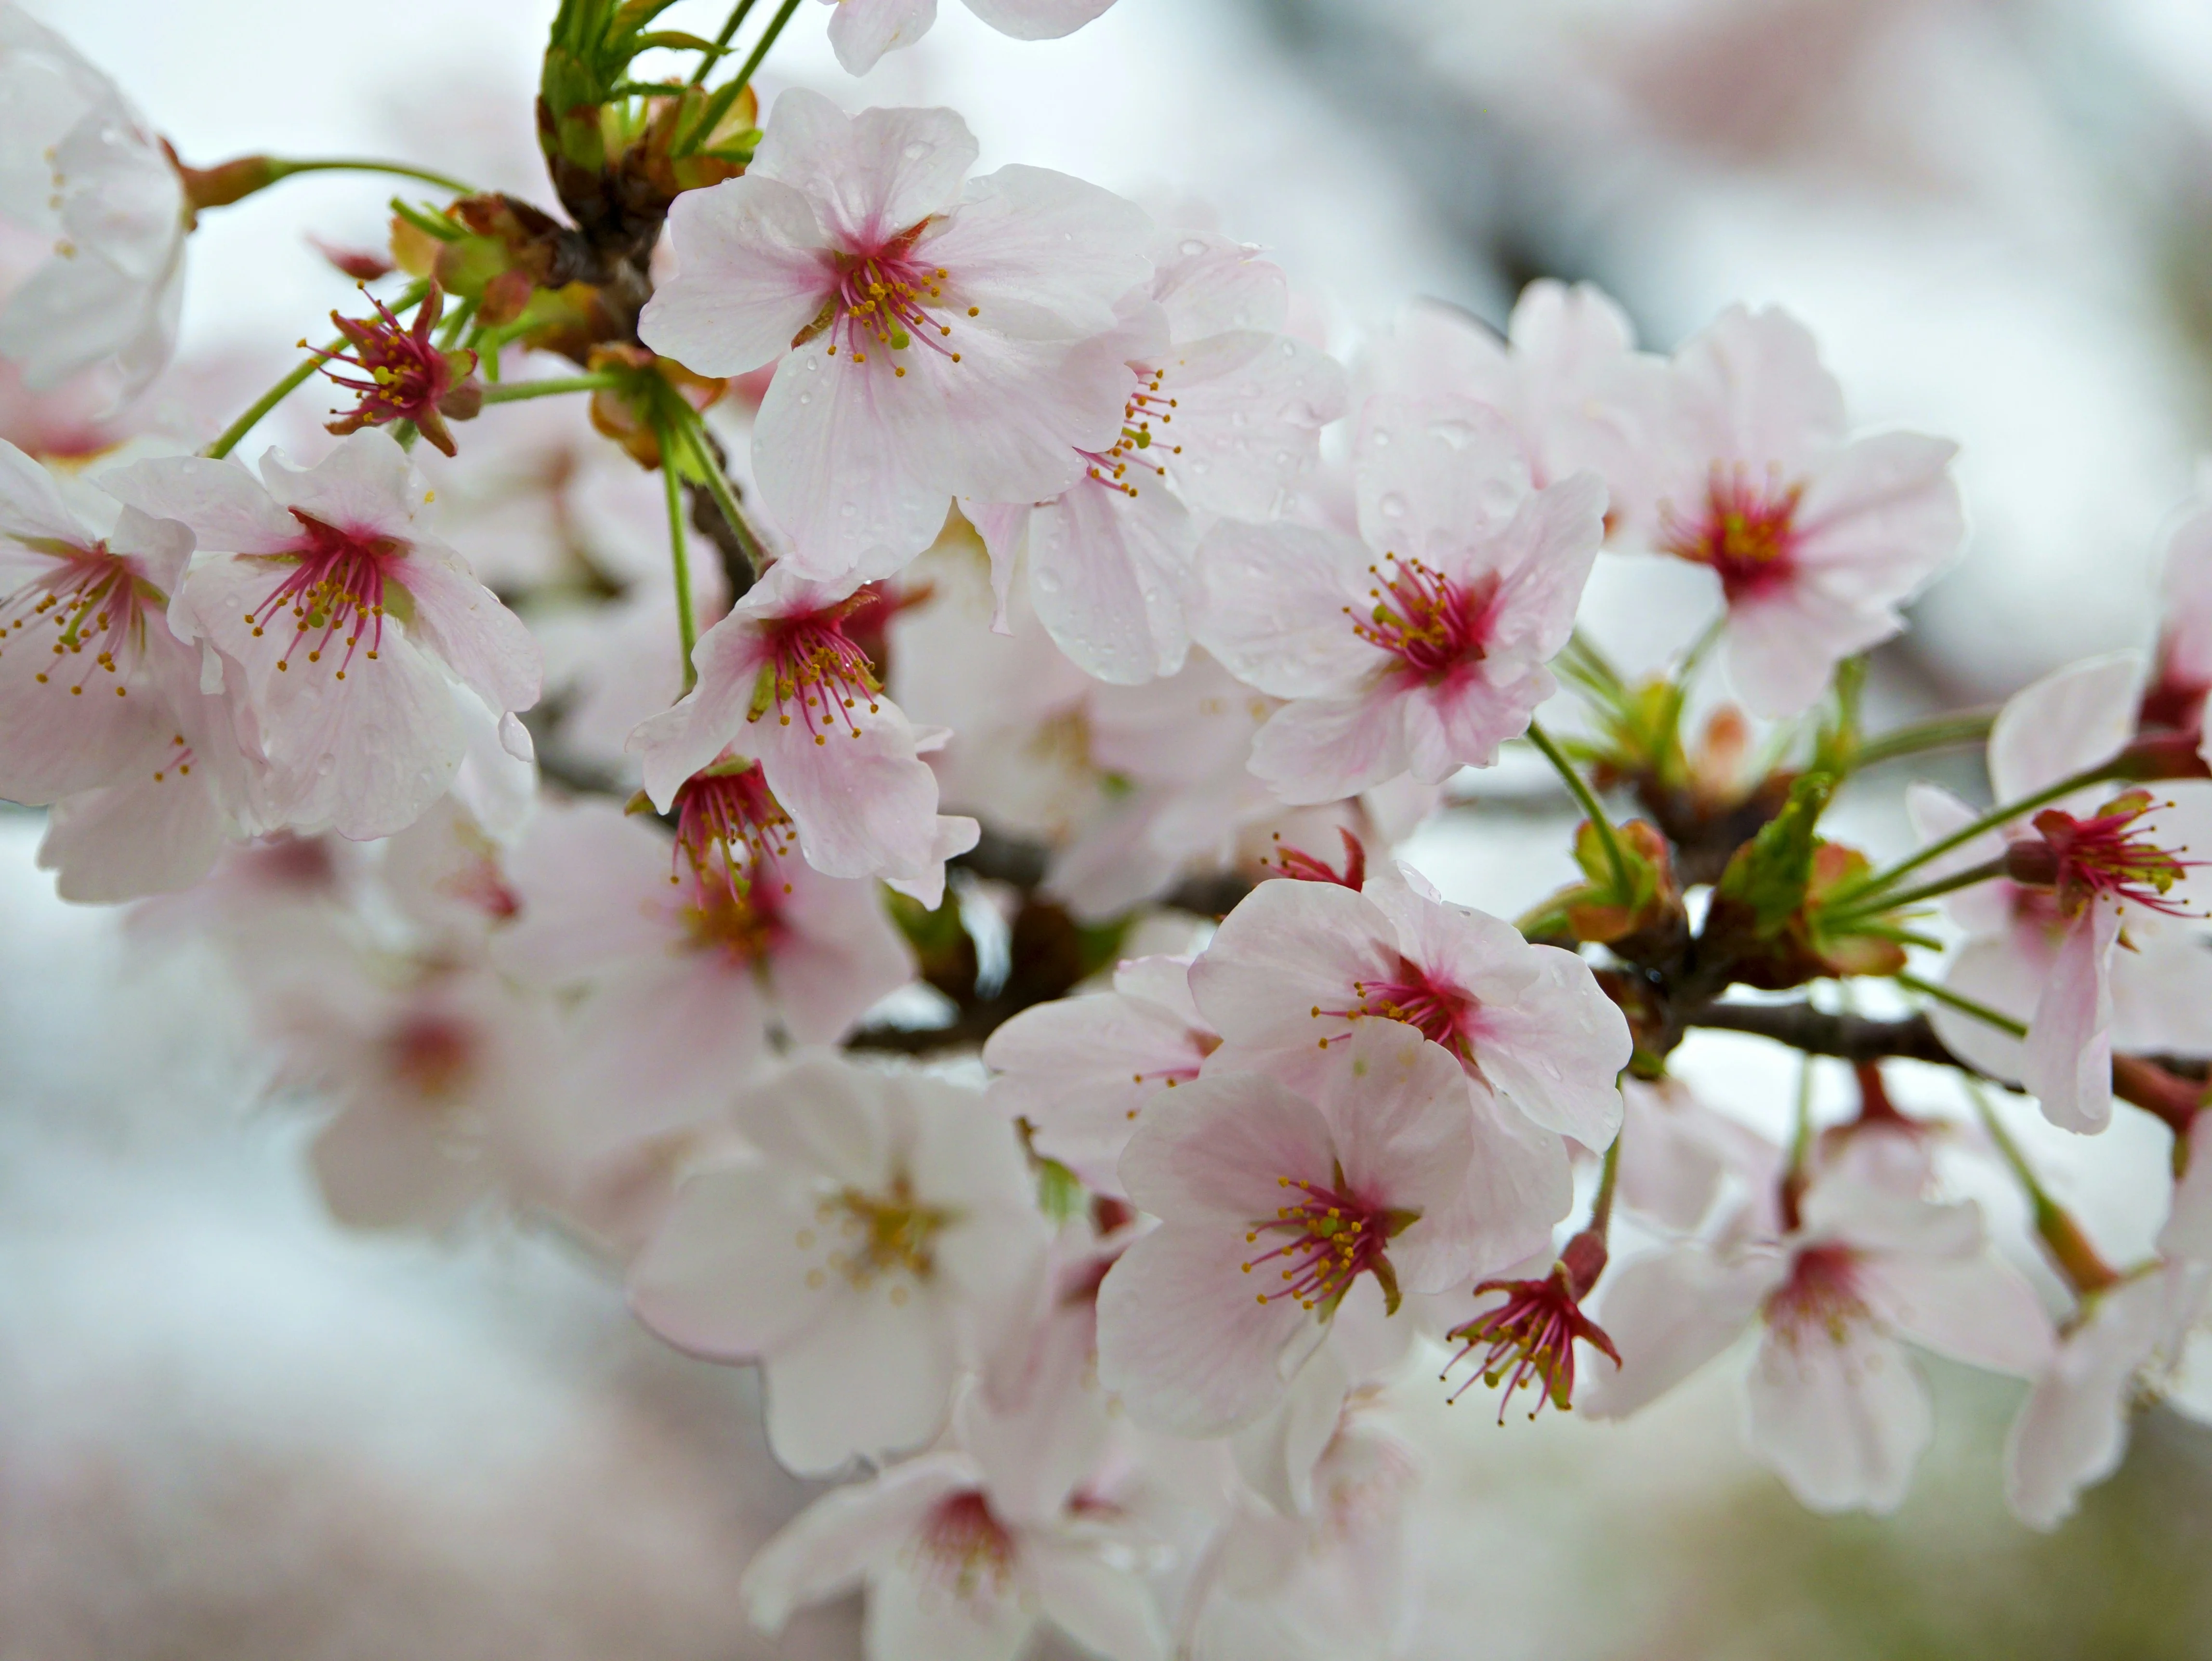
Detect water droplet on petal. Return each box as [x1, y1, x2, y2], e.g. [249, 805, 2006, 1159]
[1379, 493, 1408, 520]
[1179, 237, 1206, 257]
[902, 140, 932, 160]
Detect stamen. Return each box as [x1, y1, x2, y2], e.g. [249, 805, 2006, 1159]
[1659, 462, 1805, 601]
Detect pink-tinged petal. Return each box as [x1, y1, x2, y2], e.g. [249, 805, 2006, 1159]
[1791, 431, 1963, 595]
[0, 436, 97, 544]
[1115, 951, 1201, 1021]
[1149, 232, 1289, 341]
[628, 613, 768, 812]
[308, 1098, 485, 1233]
[37, 762, 226, 902]
[899, 1077, 1049, 1317]
[1903, 780, 2014, 936]
[1664, 303, 1847, 468]
[638, 175, 833, 375]
[1988, 650, 2146, 803]
[763, 1280, 960, 1474]
[2159, 1117, 2212, 1262]
[1161, 333, 1345, 523]
[1745, 1317, 1931, 1514]
[1027, 1541, 1168, 1661]
[2023, 901, 2120, 1134]
[755, 709, 970, 893]
[1482, 470, 1608, 659]
[255, 428, 424, 531]
[1580, 1244, 1782, 1420]
[561, 958, 768, 1148]
[923, 163, 1152, 340]
[1229, 1338, 1352, 1515]
[1094, 1221, 1316, 1437]
[494, 800, 680, 980]
[736, 1053, 900, 1186]
[1856, 1255, 2053, 1376]
[392, 556, 541, 714]
[753, 92, 977, 248]
[752, 339, 962, 579]
[1400, 664, 1552, 779]
[254, 634, 468, 840]
[2004, 1266, 2208, 1529]
[0, 622, 171, 804]
[769, 865, 918, 1045]
[960, 0, 1118, 40]
[1724, 582, 1898, 720]
[824, 0, 940, 73]
[1192, 517, 1385, 699]
[2110, 922, 2212, 1057]
[1423, 1081, 1575, 1279]
[866, 1560, 1035, 1661]
[738, 1453, 975, 1633]
[1354, 394, 1533, 558]
[1248, 692, 1409, 806]
[1465, 945, 1631, 1147]
[629, 1162, 843, 1360]
[1189, 878, 1396, 1049]
[1310, 1020, 1474, 1243]
[2164, 503, 2212, 690]
[1117, 1070, 1337, 1224]
[1927, 930, 2043, 1083]
[960, 499, 1028, 632]
[97, 452, 301, 554]
[1027, 473, 1196, 684]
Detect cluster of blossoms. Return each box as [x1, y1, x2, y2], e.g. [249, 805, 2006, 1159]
[10, 1, 2212, 1652]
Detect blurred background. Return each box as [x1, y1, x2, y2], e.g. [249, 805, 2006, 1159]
[8, 0, 2212, 1656]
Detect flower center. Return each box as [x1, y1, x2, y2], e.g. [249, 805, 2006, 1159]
[386, 1011, 477, 1101]
[1242, 1171, 1404, 1315]
[1080, 364, 1182, 499]
[747, 590, 884, 746]
[1315, 954, 1476, 1062]
[1442, 1236, 1617, 1421]
[794, 1172, 955, 1300]
[0, 543, 148, 701]
[1661, 464, 1805, 601]
[1345, 555, 1496, 683]
[2006, 793, 2204, 918]
[819, 226, 965, 375]
[314, 286, 467, 441]
[918, 1491, 1016, 1599]
[669, 761, 796, 898]
[1764, 1243, 1870, 1346]
[249, 513, 399, 679]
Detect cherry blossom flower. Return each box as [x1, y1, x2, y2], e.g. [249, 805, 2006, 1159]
[638, 90, 1151, 576]
[1357, 279, 1662, 524]
[102, 428, 541, 842]
[1097, 1022, 1529, 1438]
[1193, 395, 1606, 804]
[1639, 304, 1963, 718]
[1907, 652, 2212, 1133]
[819, 0, 1122, 75]
[0, 6, 185, 398]
[627, 560, 978, 906]
[965, 231, 1345, 683]
[1189, 867, 1629, 1151]
[983, 953, 1219, 1190]
[311, 282, 481, 457]
[629, 1053, 1049, 1475]
[2004, 1120, 2212, 1529]
[1584, 1172, 2052, 1514]
[492, 798, 911, 1147]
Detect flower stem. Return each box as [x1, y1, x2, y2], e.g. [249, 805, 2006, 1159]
[1822, 855, 2010, 927]
[1965, 1081, 2121, 1293]
[657, 418, 700, 695]
[726, 0, 803, 100]
[1837, 761, 2119, 910]
[204, 280, 431, 459]
[1895, 971, 2028, 1039]
[664, 397, 766, 580]
[477, 373, 622, 405]
[1526, 719, 1632, 900]
[692, 0, 761, 82]
[1586, 1134, 1621, 1239]
[1847, 707, 1999, 772]
[260, 157, 475, 196]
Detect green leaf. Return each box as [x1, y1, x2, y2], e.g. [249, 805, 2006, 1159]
[1036, 1158, 1086, 1225]
[1715, 771, 1834, 937]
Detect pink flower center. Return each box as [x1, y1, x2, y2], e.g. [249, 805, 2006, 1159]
[918, 1491, 1016, 1599]
[248, 513, 398, 679]
[315, 286, 466, 438]
[2006, 793, 2204, 919]
[1660, 464, 1805, 602]
[669, 761, 796, 898]
[1346, 555, 1498, 684]
[680, 877, 786, 966]
[1442, 1236, 1618, 1421]
[1764, 1243, 1870, 1346]
[1242, 1173, 1400, 1315]
[1316, 954, 1477, 1063]
[1080, 364, 1182, 499]
[1265, 827, 1367, 889]
[821, 227, 963, 376]
[0, 543, 146, 701]
[747, 590, 884, 747]
[386, 1010, 477, 1101]
[797, 1173, 951, 1295]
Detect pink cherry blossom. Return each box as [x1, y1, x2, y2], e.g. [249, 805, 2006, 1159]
[102, 428, 542, 842]
[638, 90, 1151, 577]
[1357, 279, 1663, 523]
[491, 797, 911, 1147]
[818, 0, 1121, 75]
[627, 560, 977, 906]
[983, 953, 1219, 1189]
[1194, 395, 1606, 804]
[1584, 1172, 2052, 1514]
[2004, 1120, 2212, 1529]
[1907, 652, 2212, 1133]
[1190, 867, 1630, 1150]
[629, 1054, 1049, 1475]
[1097, 1022, 1514, 1438]
[1638, 304, 1963, 718]
[965, 231, 1346, 683]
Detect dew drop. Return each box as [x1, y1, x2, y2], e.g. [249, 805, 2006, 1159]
[1378, 492, 1408, 520]
[1178, 237, 1206, 257]
[902, 140, 932, 159]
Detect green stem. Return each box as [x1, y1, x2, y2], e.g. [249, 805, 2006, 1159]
[204, 280, 432, 459]
[261, 157, 474, 196]
[657, 419, 700, 694]
[1587, 1134, 1622, 1239]
[435, 294, 479, 352]
[1823, 855, 2010, 927]
[726, 0, 803, 100]
[664, 397, 765, 580]
[477, 373, 622, 405]
[1965, 1081, 2121, 1293]
[1839, 761, 2120, 910]
[1526, 719, 1631, 899]
[1848, 707, 2000, 772]
[693, 0, 761, 82]
[1895, 971, 2028, 1039]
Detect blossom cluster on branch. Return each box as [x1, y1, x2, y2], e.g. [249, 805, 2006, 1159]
[6, 1, 2212, 1654]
